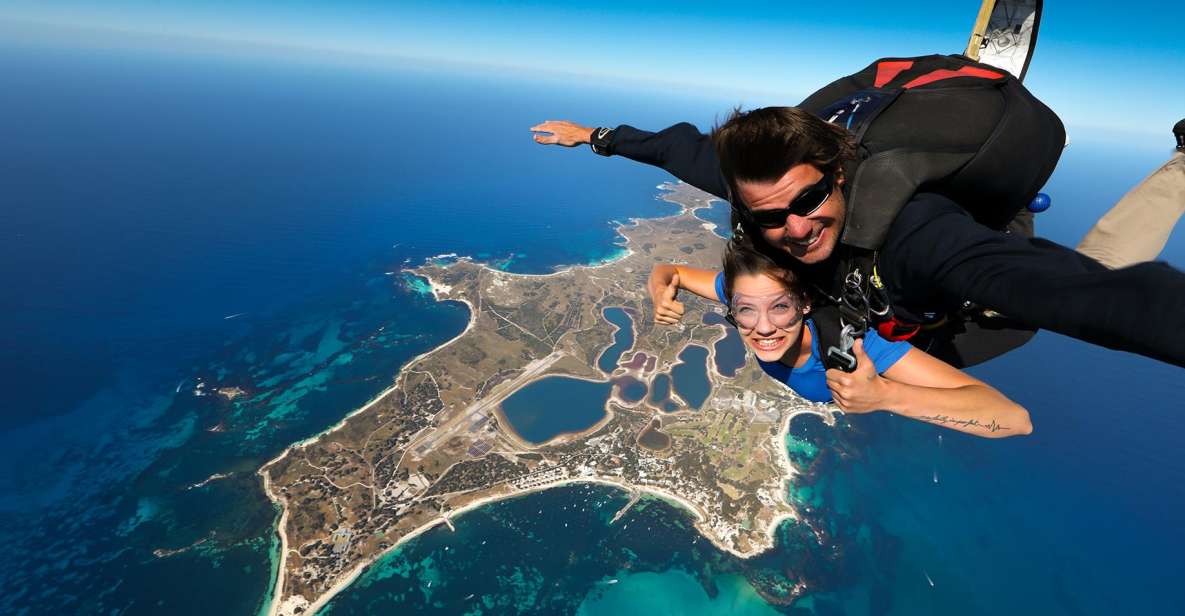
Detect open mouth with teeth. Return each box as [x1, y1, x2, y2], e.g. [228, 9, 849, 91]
[749, 334, 789, 354]
[787, 229, 822, 249]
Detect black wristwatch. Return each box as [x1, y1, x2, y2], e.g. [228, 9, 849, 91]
[589, 127, 615, 156]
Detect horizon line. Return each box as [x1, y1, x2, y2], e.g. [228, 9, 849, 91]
[0, 16, 1170, 141]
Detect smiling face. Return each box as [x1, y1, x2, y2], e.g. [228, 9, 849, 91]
[736, 163, 846, 265]
[729, 272, 807, 363]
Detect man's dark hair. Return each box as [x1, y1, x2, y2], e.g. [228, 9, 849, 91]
[712, 106, 856, 208]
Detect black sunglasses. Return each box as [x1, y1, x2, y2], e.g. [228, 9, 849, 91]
[736, 170, 834, 229]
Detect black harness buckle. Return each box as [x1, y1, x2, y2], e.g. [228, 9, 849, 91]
[825, 323, 861, 372]
[823, 269, 871, 373]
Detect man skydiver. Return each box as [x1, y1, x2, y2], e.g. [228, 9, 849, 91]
[1075, 120, 1185, 269]
[531, 55, 1185, 370]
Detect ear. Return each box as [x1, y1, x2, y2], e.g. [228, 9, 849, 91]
[802, 303, 812, 315]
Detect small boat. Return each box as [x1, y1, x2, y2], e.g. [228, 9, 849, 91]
[606, 579, 618, 585]
[924, 570, 935, 587]
[932, 469, 939, 485]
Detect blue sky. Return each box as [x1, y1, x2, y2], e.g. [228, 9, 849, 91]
[3, 0, 1183, 137]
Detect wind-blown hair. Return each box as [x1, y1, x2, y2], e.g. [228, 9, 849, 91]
[713, 106, 856, 242]
[721, 233, 808, 307]
[712, 106, 856, 200]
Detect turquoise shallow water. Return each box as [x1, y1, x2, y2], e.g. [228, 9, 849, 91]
[577, 571, 782, 616]
[321, 140, 1185, 614]
[6, 27, 1185, 616]
[0, 38, 707, 614]
[317, 482, 826, 615]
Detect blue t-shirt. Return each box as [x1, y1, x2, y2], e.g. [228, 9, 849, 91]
[713, 272, 910, 403]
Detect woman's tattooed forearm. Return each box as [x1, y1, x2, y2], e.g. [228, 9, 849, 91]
[916, 414, 1009, 433]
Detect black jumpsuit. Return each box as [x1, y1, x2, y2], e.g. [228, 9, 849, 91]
[604, 122, 1185, 369]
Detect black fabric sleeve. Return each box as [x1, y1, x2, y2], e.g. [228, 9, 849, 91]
[881, 193, 1185, 368]
[609, 124, 728, 199]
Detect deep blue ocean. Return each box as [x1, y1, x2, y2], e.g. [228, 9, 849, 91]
[2, 34, 1183, 615]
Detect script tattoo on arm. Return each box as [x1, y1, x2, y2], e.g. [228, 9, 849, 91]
[915, 414, 1009, 433]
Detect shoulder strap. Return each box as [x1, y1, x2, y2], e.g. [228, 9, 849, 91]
[826, 56, 1009, 251]
[816, 86, 901, 145]
[841, 150, 977, 250]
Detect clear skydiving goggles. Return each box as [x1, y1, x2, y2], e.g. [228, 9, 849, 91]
[724, 291, 804, 333]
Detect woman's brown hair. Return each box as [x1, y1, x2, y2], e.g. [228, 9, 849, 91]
[721, 233, 808, 307]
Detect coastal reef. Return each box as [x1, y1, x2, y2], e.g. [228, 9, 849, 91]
[259, 183, 828, 615]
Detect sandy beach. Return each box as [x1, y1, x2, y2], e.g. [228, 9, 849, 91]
[258, 186, 818, 615]
[265, 396, 827, 616]
[258, 269, 482, 616]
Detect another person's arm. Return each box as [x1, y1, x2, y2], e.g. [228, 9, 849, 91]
[826, 339, 1032, 439]
[648, 264, 720, 325]
[531, 120, 728, 199]
[883, 193, 1185, 369]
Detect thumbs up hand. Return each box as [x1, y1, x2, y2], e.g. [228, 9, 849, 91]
[825, 339, 889, 412]
[648, 267, 685, 326]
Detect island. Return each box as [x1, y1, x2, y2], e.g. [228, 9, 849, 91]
[258, 183, 831, 615]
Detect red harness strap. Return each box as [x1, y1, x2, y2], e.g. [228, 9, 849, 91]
[902, 66, 1004, 89]
[874, 60, 915, 87]
[876, 317, 921, 342]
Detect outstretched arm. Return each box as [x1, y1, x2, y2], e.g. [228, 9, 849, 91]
[648, 264, 720, 325]
[531, 120, 728, 199]
[883, 193, 1185, 368]
[826, 339, 1032, 439]
[530, 120, 594, 147]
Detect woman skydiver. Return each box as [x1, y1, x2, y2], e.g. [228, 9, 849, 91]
[649, 235, 1033, 439]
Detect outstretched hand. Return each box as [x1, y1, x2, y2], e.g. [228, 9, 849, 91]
[530, 120, 594, 147]
[825, 339, 890, 412]
[650, 271, 685, 326]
